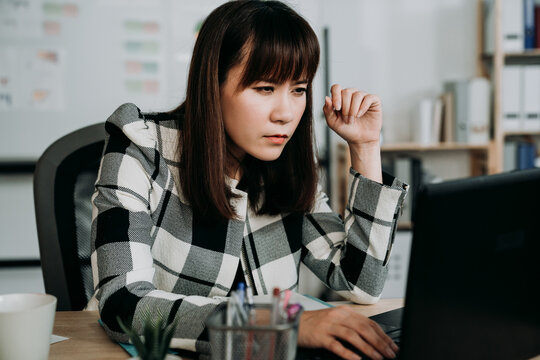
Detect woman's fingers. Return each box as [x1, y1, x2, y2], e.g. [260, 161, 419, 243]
[339, 88, 354, 119]
[366, 317, 400, 353]
[331, 325, 384, 360]
[338, 307, 397, 359]
[298, 307, 398, 360]
[357, 94, 381, 118]
[350, 91, 366, 121]
[330, 84, 342, 111]
[351, 319, 397, 359]
[325, 337, 362, 360]
[327, 85, 375, 124]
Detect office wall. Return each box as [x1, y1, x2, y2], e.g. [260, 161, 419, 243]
[0, 0, 476, 297]
[0, 0, 326, 294]
[321, 0, 478, 143]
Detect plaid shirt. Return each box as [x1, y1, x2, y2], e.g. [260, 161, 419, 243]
[88, 103, 408, 354]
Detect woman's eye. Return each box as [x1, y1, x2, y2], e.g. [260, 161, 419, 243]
[293, 87, 307, 95]
[256, 86, 274, 93]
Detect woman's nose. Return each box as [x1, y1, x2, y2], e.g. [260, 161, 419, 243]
[270, 94, 294, 123]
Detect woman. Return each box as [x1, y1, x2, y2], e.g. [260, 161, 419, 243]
[88, 1, 407, 359]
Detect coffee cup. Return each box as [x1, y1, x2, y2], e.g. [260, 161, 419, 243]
[0, 293, 57, 360]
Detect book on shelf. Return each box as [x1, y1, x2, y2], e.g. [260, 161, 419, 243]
[535, 5, 540, 49]
[432, 97, 444, 144]
[504, 140, 538, 171]
[524, 0, 535, 49]
[518, 142, 537, 169]
[443, 77, 490, 144]
[440, 92, 454, 143]
[503, 142, 518, 171]
[412, 97, 445, 145]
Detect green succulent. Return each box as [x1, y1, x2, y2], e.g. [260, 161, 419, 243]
[117, 307, 178, 360]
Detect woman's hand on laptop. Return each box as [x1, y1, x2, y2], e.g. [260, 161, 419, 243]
[298, 306, 398, 360]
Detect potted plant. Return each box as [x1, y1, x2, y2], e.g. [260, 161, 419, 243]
[117, 307, 180, 360]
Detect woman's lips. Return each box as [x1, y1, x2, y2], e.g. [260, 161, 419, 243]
[264, 135, 287, 144]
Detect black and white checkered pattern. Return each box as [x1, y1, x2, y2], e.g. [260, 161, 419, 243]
[87, 103, 408, 354]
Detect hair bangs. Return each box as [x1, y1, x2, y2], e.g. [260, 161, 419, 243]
[239, 6, 319, 87]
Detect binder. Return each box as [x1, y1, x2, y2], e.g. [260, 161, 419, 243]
[502, 0, 525, 52]
[522, 65, 540, 131]
[440, 92, 454, 143]
[394, 158, 412, 224]
[501, 65, 523, 131]
[394, 157, 422, 225]
[484, 0, 524, 53]
[443, 78, 489, 144]
[444, 80, 469, 143]
[524, 0, 535, 49]
[535, 5, 540, 49]
[413, 98, 434, 145]
[503, 141, 518, 172]
[467, 77, 490, 144]
[431, 97, 443, 144]
[517, 142, 536, 169]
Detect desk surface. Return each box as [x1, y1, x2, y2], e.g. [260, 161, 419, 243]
[49, 298, 404, 359]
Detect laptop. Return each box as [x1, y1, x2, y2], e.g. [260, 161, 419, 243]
[298, 168, 540, 360]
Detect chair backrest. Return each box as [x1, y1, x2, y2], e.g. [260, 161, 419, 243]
[34, 123, 106, 311]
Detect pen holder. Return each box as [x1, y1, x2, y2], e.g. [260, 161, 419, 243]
[206, 303, 303, 360]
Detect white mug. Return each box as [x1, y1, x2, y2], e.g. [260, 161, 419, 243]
[0, 293, 57, 360]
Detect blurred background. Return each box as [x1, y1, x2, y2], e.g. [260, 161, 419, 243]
[1, 0, 539, 300]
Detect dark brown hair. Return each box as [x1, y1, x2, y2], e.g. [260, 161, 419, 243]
[171, 0, 320, 222]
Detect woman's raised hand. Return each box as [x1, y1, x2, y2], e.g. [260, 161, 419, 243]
[323, 84, 383, 147]
[298, 306, 398, 360]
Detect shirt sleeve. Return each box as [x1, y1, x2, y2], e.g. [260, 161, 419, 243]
[301, 168, 408, 304]
[89, 103, 219, 354]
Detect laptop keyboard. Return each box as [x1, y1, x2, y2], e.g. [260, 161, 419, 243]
[387, 328, 402, 346]
[296, 329, 402, 360]
[296, 308, 404, 360]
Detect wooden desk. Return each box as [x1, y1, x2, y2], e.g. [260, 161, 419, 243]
[49, 298, 404, 359]
[51, 311, 126, 359]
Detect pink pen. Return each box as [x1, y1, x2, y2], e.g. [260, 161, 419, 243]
[282, 289, 292, 309]
[286, 303, 302, 321]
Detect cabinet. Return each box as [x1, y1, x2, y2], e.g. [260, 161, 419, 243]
[478, 0, 540, 173]
[335, 142, 490, 229]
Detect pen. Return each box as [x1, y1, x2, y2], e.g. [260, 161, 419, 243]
[232, 292, 248, 324]
[282, 289, 291, 309]
[225, 296, 234, 360]
[245, 285, 254, 308]
[286, 303, 303, 321]
[271, 287, 281, 325]
[237, 282, 245, 307]
[245, 285, 255, 360]
[245, 285, 256, 324]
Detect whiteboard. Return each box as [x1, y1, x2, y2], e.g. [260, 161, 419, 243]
[0, 0, 326, 161]
[0, 0, 234, 160]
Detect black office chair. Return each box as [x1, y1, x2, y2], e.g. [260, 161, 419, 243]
[33, 123, 106, 311]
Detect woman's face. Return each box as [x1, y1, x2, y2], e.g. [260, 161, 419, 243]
[220, 62, 307, 164]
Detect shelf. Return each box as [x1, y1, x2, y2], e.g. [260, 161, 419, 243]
[397, 222, 412, 231]
[503, 131, 540, 137]
[482, 50, 540, 59]
[381, 142, 489, 152]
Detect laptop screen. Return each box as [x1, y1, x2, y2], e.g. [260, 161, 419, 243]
[400, 168, 540, 360]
